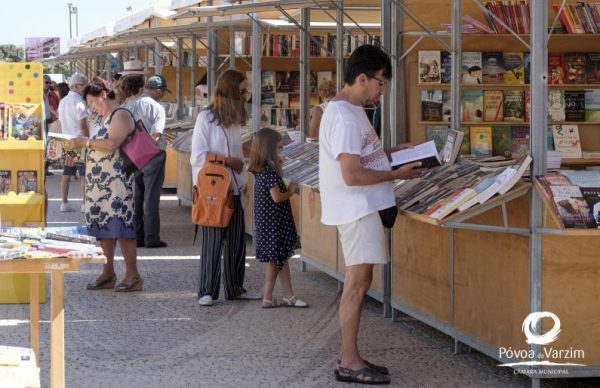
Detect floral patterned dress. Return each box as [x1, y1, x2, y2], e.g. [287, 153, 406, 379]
[84, 111, 136, 240]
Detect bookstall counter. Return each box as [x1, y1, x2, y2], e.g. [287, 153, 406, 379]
[391, 188, 600, 370]
[0, 256, 105, 388]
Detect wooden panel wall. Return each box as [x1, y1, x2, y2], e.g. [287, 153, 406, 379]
[300, 188, 338, 270]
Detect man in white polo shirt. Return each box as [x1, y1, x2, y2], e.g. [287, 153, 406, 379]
[57, 73, 88, 212]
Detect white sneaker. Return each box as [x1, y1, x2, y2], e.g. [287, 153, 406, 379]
[81, 204, 85, 213]
[198, 295, 214, 306]
[60, 203, 75, 212]
[235, 291, 262, 300]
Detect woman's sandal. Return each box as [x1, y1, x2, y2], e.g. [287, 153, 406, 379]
[86, 274, 117, 290]
[261, 298, 280, 309]
[335, 366, 390, 385]
[114, 276, 143, 292]
[336, 359, 389, 375]
[282, 295, 308, 308]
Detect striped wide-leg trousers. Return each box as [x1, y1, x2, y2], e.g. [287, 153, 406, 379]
[198, 196, 246, 300]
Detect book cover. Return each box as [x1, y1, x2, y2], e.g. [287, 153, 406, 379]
[261, 71, 275, 104]
[461, 51, 482, 84]
[274, 93, 289, 108]
[524, 89, 531, 123]
[565, 53, 586, 84]
[548, 53, 566, 84]
[461, 90, 483, 122]
[503, 52, 525, 84]
[288, 94, 300, 109]
[585, 89, 600, 121]
[547, 90, 566, 122]
[483, 90, 504, 121]
[482, 52, 504, 84]
[492, 126, 512, 158]
[503, 90, 525, 122]
[586, 53, 600, 84]
[421, 90, 443, 121]
[547, 126, 556, 151]
[426, 126, 450, 152]
[10, 103, 42, 140]
[316, 71, 333, 84]
[497, 155, 533, 195]
[552, 124, 582, 159]
[275, 71, 293, 93]
[459, 127, 471, 156]
[440, 51, 452, 84]
[16, 170, 37, 194]
[524, 52, 531, 84]
[0, 170, 11, 194]
[551, 185, 595, 228]
[440, 129, 465, 165]
[418, 50, 441, 83]
[581, 188, 600, 227]
[442, 90, 452, 122]
[511, 126, 530, 158]
[470, 126, 493, 158]
[309, 72, 318, 93]
[564, 90, 586, 121]
[260, 105, 272, 126]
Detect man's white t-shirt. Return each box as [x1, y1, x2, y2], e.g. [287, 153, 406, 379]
[57, 91, 88, 137]
[319, 100, 395, 225]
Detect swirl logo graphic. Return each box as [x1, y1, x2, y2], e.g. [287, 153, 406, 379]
[522, 312, 561, 345]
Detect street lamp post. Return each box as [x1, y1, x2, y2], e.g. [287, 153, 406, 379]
[67, 3, 79, 39]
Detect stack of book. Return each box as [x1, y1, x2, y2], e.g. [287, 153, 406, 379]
[553, 2, 600, 34]
[281, 142, 319, 188]
[536, 171, 600, 228]
[0, 346, 39, 388]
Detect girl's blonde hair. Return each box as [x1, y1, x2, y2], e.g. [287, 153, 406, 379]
[207, 69, 249, 128]
[248, 128, 283, 176]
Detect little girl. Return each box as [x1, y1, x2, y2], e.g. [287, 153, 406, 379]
[248, 128, 307, 308]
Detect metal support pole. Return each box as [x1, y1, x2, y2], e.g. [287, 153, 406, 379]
[177, 37, 184, 119]
[251, 2, 261, 134]
[191, 35, 197, 108]
[381, 0, 392, 149]
[229, 24, 236, 70]
[451, 0, 461, 132]
[144, 46, 149, 73]
[335, 0, 344, 91]
[391, 0, 405, 144]
[529, 0, 548, 378]
[154, 39, 162, 75]
[300, 9, 310, 140]
[208, 28, 217, 97]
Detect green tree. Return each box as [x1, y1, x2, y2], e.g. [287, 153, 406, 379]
[43, 62, 70, 78]
[0, 44, 25, 62]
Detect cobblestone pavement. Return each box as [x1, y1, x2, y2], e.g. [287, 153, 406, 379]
[1, 172, 598, 387]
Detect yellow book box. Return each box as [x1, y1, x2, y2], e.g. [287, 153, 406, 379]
[0, 63, 46, 303]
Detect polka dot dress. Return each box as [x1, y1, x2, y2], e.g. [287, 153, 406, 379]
[253, 165, 300, 270]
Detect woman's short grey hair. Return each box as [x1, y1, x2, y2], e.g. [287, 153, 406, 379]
[68, 73, 88, 89]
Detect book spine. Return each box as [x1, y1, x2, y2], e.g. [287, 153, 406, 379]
[462, 15, 495, 33]
[588, 3, 600, 31]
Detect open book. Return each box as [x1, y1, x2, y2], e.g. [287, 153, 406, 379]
[390, 140, 441, 169]
[440, 129, 465, 165]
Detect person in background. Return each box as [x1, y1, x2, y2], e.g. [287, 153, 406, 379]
[57, 73, 88, 212]
[308, 78, 337, 139]
[56, 82, 70, 100]
[68, 78, 141, 292]
[190, 69, 261, 306]
[248, 128, 307, 309]
[43, 75, 59, 176]
[144, 74, 170, 103]
[319, 45, 423, 384]
[119, 74, 168, 248]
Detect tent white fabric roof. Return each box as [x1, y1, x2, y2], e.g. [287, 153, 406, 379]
[114, 5, 175, 33]
[79, 23, 115, 44]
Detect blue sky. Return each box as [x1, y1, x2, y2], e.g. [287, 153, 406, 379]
[0, 0, 160, 53]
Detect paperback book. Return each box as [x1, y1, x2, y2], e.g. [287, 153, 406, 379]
[461, 90, 483, 122]
[548, 53, 566, 84]
[564, 90, 586, 122]
[565, 53, 586, 84]
[426, 126, 450, 152]
[482, 52, 504, 84]
[552, 124, 582, 159]
[503, 52, 525, 84]
[418, 50, 441, 83]
[585, 89, 600, 122]
[492, 126, 512, 158]
[547, 90, 566, 122]
[483, 90, 504, 121]
[503, 90, 525, 122]
[461, 51, 482, 84]
[470, 126, 493, 158]
[0, 170, 10, 194]
[440, 51, 452, 84]
[421, 90, 443, 121]
[16, 171, 37, 194]
[511, 126, 530, 158]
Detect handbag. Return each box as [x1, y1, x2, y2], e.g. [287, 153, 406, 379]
[116, 109, 160, 174]
[378, 206, 398, 229]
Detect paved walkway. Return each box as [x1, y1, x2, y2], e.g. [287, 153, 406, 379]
[1, 172, 599, 387]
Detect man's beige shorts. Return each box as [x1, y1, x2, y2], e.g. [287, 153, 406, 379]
[337, 212, 389, 267]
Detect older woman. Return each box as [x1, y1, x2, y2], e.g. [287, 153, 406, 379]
[190, 69, 260, 306]
[308, 78, 337, 139]
[69, 78, 141, 292]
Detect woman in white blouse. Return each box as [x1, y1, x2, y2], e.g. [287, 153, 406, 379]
[190, 69, 260, 306]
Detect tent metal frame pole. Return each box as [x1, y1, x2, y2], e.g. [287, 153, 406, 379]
[300, 8, 310, 142]
[335, 0, 344, 91]
[176, 36, 184, 120]
[251, 1, 262, 134]
[229, 24, 236, 70]
[191, 35, 197, 108]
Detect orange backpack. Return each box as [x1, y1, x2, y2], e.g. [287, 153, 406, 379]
[192, 153, 234, 228]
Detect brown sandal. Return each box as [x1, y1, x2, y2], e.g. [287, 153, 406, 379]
[337, 359, 389, 375]
[335, 366, 390, 385]
[86, 274, 117, 290]
[114, 276, 143, 292]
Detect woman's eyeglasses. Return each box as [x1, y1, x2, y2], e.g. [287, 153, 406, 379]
[239, 89, 248, 96]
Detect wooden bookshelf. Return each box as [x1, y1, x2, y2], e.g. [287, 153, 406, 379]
[561, 158, 600, 166]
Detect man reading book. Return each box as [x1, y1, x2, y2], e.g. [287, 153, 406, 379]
[318, 44, 422, 385]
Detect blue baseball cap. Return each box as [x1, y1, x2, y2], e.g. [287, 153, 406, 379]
[146, 75, 171, 93]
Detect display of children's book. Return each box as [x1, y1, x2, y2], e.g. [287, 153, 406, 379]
[418, 50, 441, 84]
[1, 103, 42, 140]
[47, 132, 84, 164]
[461, 90, 483, 122]
[586, 90, 600, 122]
[421, 90, 443, 121]
[565, 53, 586, 84]
[461, 51, 482, 84]
[552, 124, 582, 159]
[483, 90, 503, 122]
[547, 90, 566, 122]
[482, 52, 504, 84]
[0, 170, 11, 194]
[503, 90, 525, 122]
[548, 53, 566, 84]
[470, 126, 492, 158]
[16, 170, 37, 194]
[503, 52, 525, 84]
